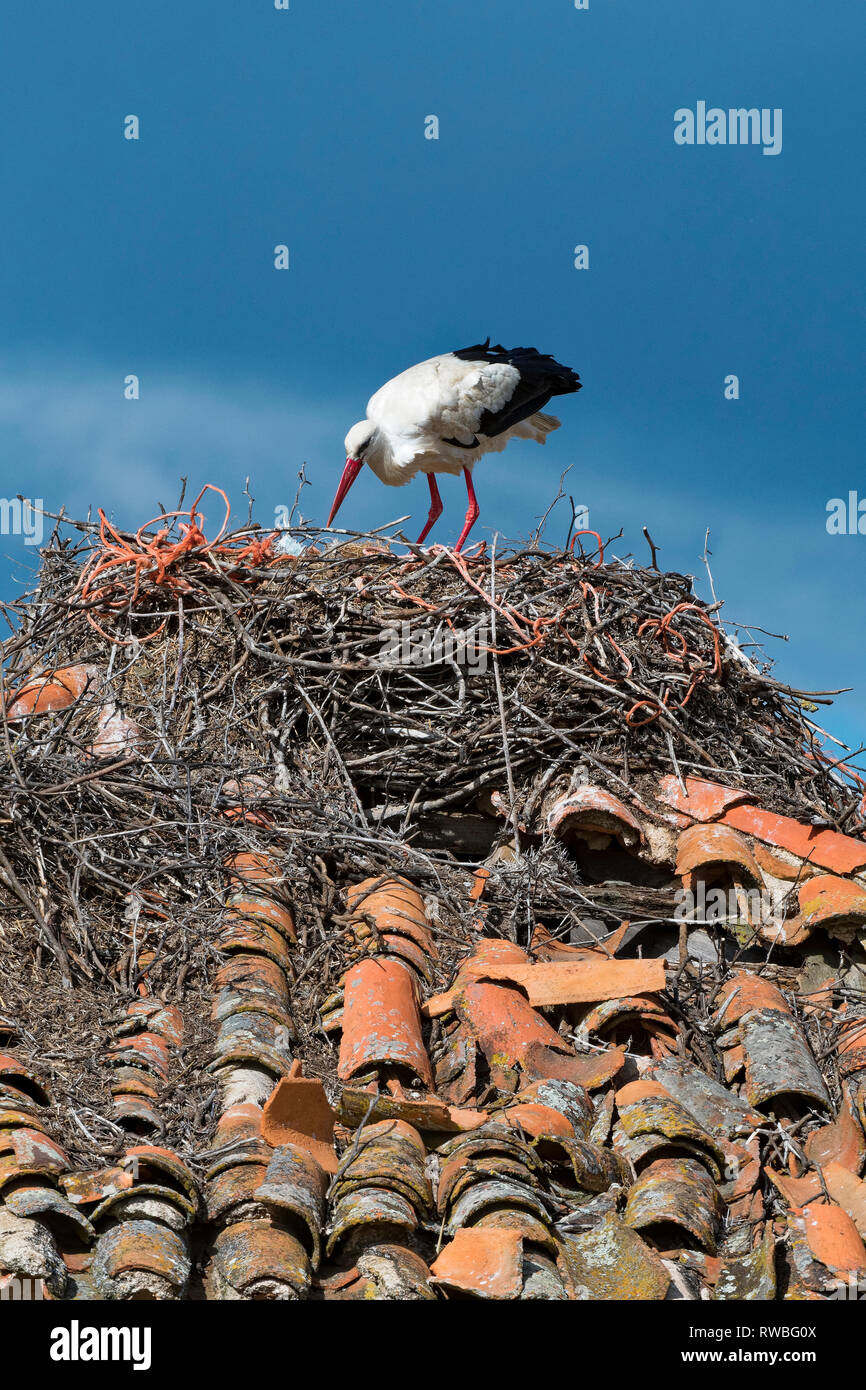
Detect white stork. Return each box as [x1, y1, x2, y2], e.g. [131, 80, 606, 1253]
[326, 340, 582, 551]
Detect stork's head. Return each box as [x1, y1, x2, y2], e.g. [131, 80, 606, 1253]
[326, 421, 377, 527]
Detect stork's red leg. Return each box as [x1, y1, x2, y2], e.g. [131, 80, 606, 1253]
[416, 472, 443, 545]
[454, 468, 480, 553]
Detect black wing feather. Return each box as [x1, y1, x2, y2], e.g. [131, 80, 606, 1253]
[450, 340, 582, 439]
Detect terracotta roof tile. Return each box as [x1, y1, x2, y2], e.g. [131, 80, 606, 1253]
[675, 822, 763, 886]
[346, 877, 436, 957]
[6, 664, 100, 720]
[614, 1091, 727, 1180]
[430, 1226, 524, 1299]
[804, 1088, 865, 1173]
[426, 955, 665, 1016]
[658, 775, 753, 821]
[794, 1202, 866, 1276]
[261, 1075, 338, 1173]
[337, 1086, 487, 1135]
[624, 1156, 724, 1253]
[6, 531, 866, 1302]
[338, 958, 433, 1087]
[561, 1211, 671, 1300]
[752, 841, 820, 882]
[209, 1219, 310, 1300]
[546, 785, 644, 848]
[457, 978, 626, 1090]
[742, 1011, 830, 1110]
[255, 1144, 327, 1267]
[90, 1220, 191, 1300]
[720, 804, 866, 875]
[793, 873, 866, 941]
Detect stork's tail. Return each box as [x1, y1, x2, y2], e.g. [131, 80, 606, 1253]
[523, 410, 561, 442]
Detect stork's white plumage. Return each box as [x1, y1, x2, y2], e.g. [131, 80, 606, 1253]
[327, 340, 582, 551]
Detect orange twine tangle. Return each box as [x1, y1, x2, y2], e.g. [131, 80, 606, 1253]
[624, 602, 725, 727]
[75, 485, 278, 645]
[638, 602, 722, 679]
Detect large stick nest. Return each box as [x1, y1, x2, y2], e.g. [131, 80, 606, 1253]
[0, 496, 861, 1165]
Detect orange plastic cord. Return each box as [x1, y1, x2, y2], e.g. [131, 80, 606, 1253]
[569, 529, 605, 566]
[74, 486, 277, 644]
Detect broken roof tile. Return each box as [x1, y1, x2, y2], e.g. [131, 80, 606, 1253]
[0, 1128, 68, 1189]
[815, 1164, 866, 1239]
[501, 1100, 575, 1142]
[324, 1243, 436, 1301]
[426, 956, 665, 1016]
[430, 1227, 524, 1299]
[713, 1226, 777, 1300]
[90, 704, 143, 759]
[794, 1201, 866, 1276]
[804, 1088, 865, 1174]
[514, 1078, 596, 1135]
[657, 775, 752, 822]
[752, 841, 819, 882]
[337, 1086, 487, 1135]
[456, 978, 625, 1090]
[837, 1011, 866, 1082]
[114, 1000, 184, 1046]
[262, 1075, 338, 1173]
[60, 1166, 133, 1206]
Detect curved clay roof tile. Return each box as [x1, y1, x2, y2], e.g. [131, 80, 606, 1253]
[547, 785, 644, 849]
[675, 823, 762, 885]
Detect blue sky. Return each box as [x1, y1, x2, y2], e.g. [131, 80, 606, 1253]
[1, 1, 864, 753]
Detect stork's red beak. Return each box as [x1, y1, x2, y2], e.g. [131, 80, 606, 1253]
[327, 457, 363, 527]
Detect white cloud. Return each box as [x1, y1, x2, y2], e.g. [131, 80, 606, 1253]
[0, 358, 347, 527]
